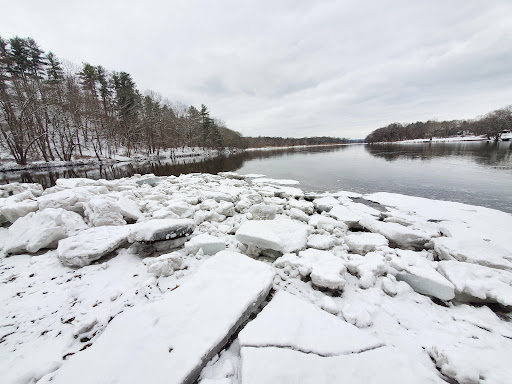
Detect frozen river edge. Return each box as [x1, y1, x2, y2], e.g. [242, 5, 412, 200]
[1, 172, 511, 384]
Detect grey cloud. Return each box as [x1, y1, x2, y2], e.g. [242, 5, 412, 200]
[2, 0, 511, 139]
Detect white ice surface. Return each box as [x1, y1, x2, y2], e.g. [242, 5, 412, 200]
[239, 290, 383, 355]
[235, 219, 308, 254]
[83, 197, 126, 226]
[433, 237, 512, 271]
[3, 208, 87, 254]
[248, 204, 277, 220]
[437, 260, 512, 306]
[57, 226, 130, 268]
[45, 252, 274, 384]
[345, 232, 388, 255]
[185, 233, 226, 255]
[240, 346, 444, 384]
[274, 249, 347, 290]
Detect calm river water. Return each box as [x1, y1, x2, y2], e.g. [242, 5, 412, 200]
[1, 142, 512, 213]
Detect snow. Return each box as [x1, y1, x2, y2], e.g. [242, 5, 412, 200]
[127, 219, 195, 242]
[274, 249, 347, 290]
[359, 217, 436, 250]
[346, 252, 387, 289]
[117, 196, 143, 221]
[312, 196, 339, 212]
[306, 234, 336, 250]
[143, 252, 184, 276]
[433, 237, 512, 271]
[0, 200, 38, 223]
[326, 205, 362, 227]
[185, 233, 226, 255]
[2, 174, 512, 384]
[3, 208, 87, 255]
[83, 197, 126, 226]
[437, 260, 512, 306]
[248, 204, 277, 220]
[45, 252, 274, 384]
[345, 232, 388, 254]
[239, 291, 383, 355]
[241, 346, 444, 384]
[386, 249, 455, 301]
[288, 199, 314, 214]
[235, 219, 309, 254]
[57, 226, 131, 268]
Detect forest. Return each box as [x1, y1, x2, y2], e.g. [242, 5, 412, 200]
[365, 106, 512, 143]
[0, 36, 253, 165]
[244, 136, 349, 148]
[0, 36, 344, 167]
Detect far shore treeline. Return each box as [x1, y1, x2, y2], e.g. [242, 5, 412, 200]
[365, 106, 512, 143]
[0, 36, 346, 166]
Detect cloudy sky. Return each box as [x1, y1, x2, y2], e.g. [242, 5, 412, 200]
[2, 0, 511, 138]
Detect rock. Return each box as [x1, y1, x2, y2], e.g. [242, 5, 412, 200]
[48, 252, 275, 384]
[236, 219, 308, 254]
[57, 226, 130, 268]
[433, 237, 512, 271]
[248, 204, 277, 220]
[345, 232, 388, 255]
[185, 234, 226, 255]
[3, 208, 87, 254]
[128, 219, 195, 243]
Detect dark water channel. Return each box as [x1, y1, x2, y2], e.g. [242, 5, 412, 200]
[1, 142, 512, 213]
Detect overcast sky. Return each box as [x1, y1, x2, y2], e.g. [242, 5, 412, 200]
[2, 0, 511, 138]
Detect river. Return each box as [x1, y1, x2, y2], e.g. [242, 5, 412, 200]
[1, 141, 511, 213]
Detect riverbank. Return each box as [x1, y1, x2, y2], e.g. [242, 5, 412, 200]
[0, 144, 351, 173]
[384, 135, 488, 144]
[1, 173, 511, 384]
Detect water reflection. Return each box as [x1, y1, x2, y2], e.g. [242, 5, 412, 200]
[365, 141, 512, 167]
[0, 146, 348, 189]
[1, 143, 511, 213]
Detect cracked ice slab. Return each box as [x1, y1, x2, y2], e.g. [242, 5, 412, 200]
[239, 291, 443, 384]
[57, 226, 131, 268]
[235, 219, 308, 254]
[433, 237, 512, 271]
[239, 291, 382, 356]
[240, 346, 444, 384]
[46, 252, 275, 384]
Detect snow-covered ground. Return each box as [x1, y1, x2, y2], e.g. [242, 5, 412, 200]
[0, 147, 240, 172]
[392, 135, 488, 143]
[1, 173, 511, 384]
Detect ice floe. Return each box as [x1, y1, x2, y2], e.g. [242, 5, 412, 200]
[1, 172, 512, 384]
